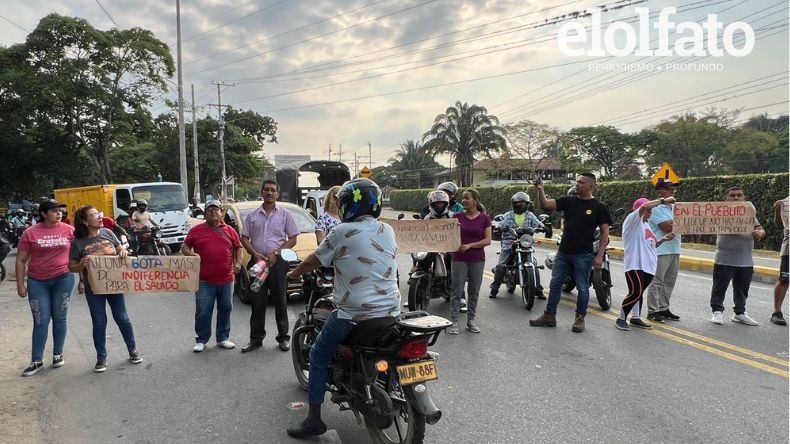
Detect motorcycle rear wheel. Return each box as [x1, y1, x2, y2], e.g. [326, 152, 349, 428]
[291, 319, 314, 391]
[365, 386, 426, 444]
[521, 270, 535, 311]
[592, 269, 611, 311]
[407, 276, 431, 312]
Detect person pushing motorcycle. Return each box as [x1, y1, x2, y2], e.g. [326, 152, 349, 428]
[489, 191, 545, 299]
[285, 178, 401, 439]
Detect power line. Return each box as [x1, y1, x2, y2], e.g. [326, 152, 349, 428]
[183, 0, 291, 42]
[95, 0, 119, 28]
[0, 15, 29, 33]
[191, 0, 441, 75]
[184, 0, 393, 65]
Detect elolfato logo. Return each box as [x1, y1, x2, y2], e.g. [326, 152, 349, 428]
[557, 7, 755, 57]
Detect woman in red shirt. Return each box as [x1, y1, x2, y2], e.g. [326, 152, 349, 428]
[16, 199, 75, 376]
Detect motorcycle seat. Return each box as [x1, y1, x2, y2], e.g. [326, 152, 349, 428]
[344, 316, 397, 346]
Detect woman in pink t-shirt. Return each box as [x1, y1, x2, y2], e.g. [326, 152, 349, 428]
[16, 199, 75, 376]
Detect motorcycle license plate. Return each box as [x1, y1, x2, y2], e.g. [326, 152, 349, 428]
[160, 236, 180, 244]
[396, 360, 438, 386]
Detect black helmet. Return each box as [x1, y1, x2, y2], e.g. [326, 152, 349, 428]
[338, 178, 383, 222]
[137, 199, 148, 208]
[511, 191, 530, 214]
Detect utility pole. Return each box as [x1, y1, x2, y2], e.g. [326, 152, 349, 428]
[191, 84, 200, 204]
[209, 81, 235, 202]
[368, 141, 373, 168]
[328, 145, 332, 161]
[337, 144, 342, 163]
[176, 0, 188, 192]
[353, 153, 358, 177]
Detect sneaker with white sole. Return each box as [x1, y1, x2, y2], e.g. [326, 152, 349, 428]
[52, 355, 65, 368]
[447, 322, 460, 335]
[615, 318, 630, 331]
[709, 311, 724, 325]
[193, 343, 207, 353]
[22, 361, 43, 376]
[94, 359, 107, 373]
[459, 299, 468, 313]
[732, 313, 758, 326]
[217, 340, 236, 349]
[129, 350, 143, 364]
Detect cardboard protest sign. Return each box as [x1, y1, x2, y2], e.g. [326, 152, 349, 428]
[381, 218, 461, 254]
[85, 255, 201, 294]
[672, 202, 757, 235]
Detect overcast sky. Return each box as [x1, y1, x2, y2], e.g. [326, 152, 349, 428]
[2, 0, 788, 169]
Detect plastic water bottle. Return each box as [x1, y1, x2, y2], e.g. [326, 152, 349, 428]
[249, 259, 269, 292]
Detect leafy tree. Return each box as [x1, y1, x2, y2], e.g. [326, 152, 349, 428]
[561, 126, 643, 179]
[388, 140, 445, 188]
[19, 14, 174, 184]
[422, 101, 507, 186]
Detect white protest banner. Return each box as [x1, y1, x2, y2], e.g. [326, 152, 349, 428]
[85, 255, 201, 294]
[672, 202, 757, 235]
[381, 218, 461, 254]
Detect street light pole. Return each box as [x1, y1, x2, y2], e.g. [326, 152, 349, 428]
[176, 0, 188, 192]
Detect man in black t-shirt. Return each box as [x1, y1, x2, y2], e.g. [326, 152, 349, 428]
[529, 173, 612, 333]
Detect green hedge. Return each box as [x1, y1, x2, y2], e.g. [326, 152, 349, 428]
[390, 173, 789, 251]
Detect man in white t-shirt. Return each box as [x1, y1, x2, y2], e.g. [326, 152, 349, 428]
[615, 196, 676, 331]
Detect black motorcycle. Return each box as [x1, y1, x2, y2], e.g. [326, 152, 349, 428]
[500, 225, 546, 311]
[301, 265, 335, 303]
[406, 251, 450, 313]
[133, 226, 169, 256]
[0, 230, 11, 282]
[292, 293, 450, 443]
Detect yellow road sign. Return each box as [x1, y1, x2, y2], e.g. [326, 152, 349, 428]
[360, 166, 372, 179]
[651, 162, 680, 186]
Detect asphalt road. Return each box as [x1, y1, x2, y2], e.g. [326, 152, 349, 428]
[0, 243, 787, 444]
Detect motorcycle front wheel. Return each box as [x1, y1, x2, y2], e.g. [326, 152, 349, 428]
[592, 269, 611, 311]
[407, 275, 431, 312]
[521, 270, 535, 311]
[365, 384, 426, 444]
[562, 277, 575, 293]
[291, 319, 314, 391]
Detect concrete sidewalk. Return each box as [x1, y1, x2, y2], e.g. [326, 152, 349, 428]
[380, 208, 781, 284]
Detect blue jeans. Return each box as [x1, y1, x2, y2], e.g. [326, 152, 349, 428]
[546, 251, 593, 315]
[307, 311, 356, 405]
[195, 281, 234, 344]
[490, 248, 544, 292]
[85, 287, 137, 359]
[27, 273, 75, 362]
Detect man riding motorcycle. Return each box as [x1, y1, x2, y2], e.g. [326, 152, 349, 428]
[419, 181, 463, 219]
[489, 191, 545, 298]
[285, 178, 400, 439]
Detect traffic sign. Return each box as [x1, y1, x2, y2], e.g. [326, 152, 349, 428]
[650, 162, 680, 186]
[360, 166, 372, 179]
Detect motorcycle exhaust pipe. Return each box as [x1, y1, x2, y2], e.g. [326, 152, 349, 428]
[408, 385, 442, 425]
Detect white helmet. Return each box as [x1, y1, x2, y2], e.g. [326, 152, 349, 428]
[437, 181, 458, 196]
[544, 253, 556, 270]
[511, 191, 530, 214]
[427, 190, 450, 218]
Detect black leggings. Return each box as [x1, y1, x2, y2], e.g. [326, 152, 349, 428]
[621, 270, 654, 317]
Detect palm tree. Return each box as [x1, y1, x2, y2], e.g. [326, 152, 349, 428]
[389, 140, 443, 188]
[421, 101, 507, 186]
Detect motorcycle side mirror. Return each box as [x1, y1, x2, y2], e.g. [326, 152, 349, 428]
[412, 214, 421, 220]
[493, 214, 504, 222]
[280, 249, 298, 262]
[397, 213, 405, 220]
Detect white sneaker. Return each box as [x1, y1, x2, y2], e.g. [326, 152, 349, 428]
[217, 340, 236, 349]
[709, 311, 724, 325]
[193, 343, 207, 353]
[732, 313, 758, 326]
[460, 298, 468, 313]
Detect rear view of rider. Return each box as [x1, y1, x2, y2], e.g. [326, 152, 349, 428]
[489, 192, 545, 299]
[285, 178, 400, 439]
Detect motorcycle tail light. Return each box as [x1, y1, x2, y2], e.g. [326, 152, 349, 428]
[375, 360, 389, 372]
[398, 339, 429, 359]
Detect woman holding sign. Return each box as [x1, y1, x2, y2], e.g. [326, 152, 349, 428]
[68, 205, 143, 373]
[447, 189, 492, 335]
